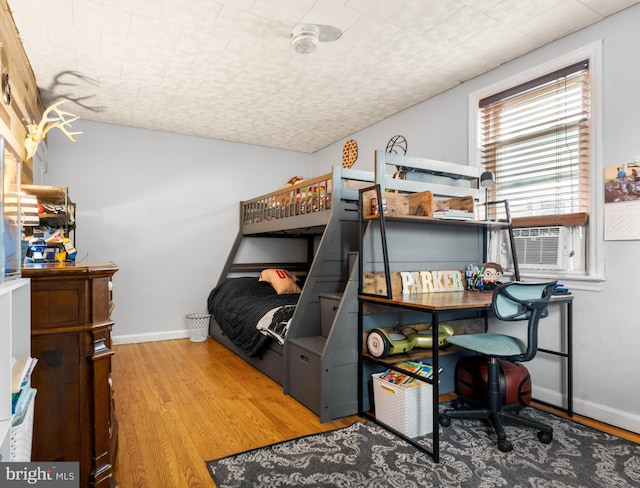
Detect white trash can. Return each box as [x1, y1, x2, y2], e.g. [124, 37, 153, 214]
[186, 313, 210, 342]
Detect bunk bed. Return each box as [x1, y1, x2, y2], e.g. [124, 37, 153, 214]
[207, 165, 373, 422]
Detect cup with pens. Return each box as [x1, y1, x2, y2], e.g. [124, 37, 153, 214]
[465, 264, 484, 291]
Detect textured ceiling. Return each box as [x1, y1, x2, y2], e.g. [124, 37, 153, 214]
[7, 0, 639, 153]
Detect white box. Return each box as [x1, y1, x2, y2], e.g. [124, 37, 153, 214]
[372, 373, 433, 438]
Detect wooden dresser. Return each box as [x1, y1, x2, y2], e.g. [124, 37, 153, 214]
[22, 262, 119, 488]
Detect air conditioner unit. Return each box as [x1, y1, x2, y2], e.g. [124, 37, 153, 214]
[512, 226, 566, 270]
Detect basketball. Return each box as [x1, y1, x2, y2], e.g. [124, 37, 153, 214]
[455, 356, 532, 409]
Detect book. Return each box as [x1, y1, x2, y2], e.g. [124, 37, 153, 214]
[378, 361, 442, 388]
[396, 361, 439, 380]
[11, 357, 38, 414]
[12, 387, 36, 426]
[11, 356, 38, 393]
[433, 209, 475, 220]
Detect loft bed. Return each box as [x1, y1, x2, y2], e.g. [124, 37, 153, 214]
[207, 165, 373, 422]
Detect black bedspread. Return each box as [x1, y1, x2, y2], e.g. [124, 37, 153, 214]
[207, 277, 300, 357]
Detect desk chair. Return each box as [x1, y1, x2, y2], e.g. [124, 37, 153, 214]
[439, 281, 557, 452]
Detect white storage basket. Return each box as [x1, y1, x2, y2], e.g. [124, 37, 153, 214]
[11, 388, 37, 461]
[372, 373, 433, 438]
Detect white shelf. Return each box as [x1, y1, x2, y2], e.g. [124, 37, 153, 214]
[0, 278, 31, 461]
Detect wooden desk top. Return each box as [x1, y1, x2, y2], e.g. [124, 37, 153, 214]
[360, 290, 573, 312]
[360, 291, 492, 311]
[22, 261, 119, 278]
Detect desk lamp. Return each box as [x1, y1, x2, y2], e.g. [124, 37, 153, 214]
[480, 170, 495, 220]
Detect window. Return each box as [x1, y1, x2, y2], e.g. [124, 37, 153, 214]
[470, 43, 604, 289]
[479, 60, 590, 227]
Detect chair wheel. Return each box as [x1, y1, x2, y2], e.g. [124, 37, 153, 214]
[439, 415, 451, 427]
[537, 431, 553, 444]
[498, 439, 513, 452]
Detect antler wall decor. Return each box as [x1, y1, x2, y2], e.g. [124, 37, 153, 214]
[24, 100, 82, 161]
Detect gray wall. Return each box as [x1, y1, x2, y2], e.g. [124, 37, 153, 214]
[46, 121, 311, 343]
[313, 5, 640, 433]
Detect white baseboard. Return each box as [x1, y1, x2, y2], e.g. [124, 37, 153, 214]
[112, 329, 190, 345]
[534, 385, 640, 434]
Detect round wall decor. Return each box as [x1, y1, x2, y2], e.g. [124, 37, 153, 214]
[342, 139, 358, 168]
[386, 135, 407, 155]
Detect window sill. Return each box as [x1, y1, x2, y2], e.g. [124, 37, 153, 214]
[506, 269, 605, 292]
[512, 212, 589, 228]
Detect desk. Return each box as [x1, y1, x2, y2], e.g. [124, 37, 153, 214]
[358, 290, 573, 462]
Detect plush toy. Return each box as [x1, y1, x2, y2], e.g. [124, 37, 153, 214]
[481, 262, 503, 290]
[283, 176, 305, 186]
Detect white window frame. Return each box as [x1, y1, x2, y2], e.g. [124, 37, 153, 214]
[468, 41, 604, 291]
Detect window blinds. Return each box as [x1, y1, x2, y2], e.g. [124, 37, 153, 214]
[479, 60, 590, 225]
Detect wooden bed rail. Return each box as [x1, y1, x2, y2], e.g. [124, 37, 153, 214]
[242, 173, 333, 226]
[240, 167, 374, 231]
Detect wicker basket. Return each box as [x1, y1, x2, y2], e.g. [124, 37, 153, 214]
[372, 373, 433, 438]
[186, 313, 210, 342]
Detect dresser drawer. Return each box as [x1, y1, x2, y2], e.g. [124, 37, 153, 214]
[30, 279, 88, 330]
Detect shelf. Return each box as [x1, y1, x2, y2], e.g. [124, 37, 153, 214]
[21, 185, 75, 249]
[38, 214, 68, 226]
[21, 185, 67, 204]
[364, 214, 510, 229]
[0, 278, 31, 462]
[362, 345, 462, 366]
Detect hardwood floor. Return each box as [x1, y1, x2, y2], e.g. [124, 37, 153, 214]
[112, 338, 359, 488]
[112, 338, 640, 488]
[531, 401, 640, 444]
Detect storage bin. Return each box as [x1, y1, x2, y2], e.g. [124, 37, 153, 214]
[186, 313, 210, 342]
[372, 372, 433, 438]
[288, 338, 324, 415]
[11, 388, 37, 461]
[363, 191, 409, 218]
[407, 190, 433, 217]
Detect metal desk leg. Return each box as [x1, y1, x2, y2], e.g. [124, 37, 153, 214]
[432, 311, 440, 463]
[567, 300, 573, 417]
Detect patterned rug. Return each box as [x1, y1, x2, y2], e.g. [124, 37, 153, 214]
[206, 408, 640, 487]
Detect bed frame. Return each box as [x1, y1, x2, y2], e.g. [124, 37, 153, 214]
[209, 165, 373, 422]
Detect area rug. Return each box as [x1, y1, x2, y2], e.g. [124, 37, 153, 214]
[206, 408, 640, 487]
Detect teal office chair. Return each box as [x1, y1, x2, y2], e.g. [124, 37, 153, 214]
[439, 280, 557, 452]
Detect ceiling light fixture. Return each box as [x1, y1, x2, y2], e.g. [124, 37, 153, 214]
[291, 24, 342, 54]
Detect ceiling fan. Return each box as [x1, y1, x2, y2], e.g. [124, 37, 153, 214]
[290, 23, 342, 54]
